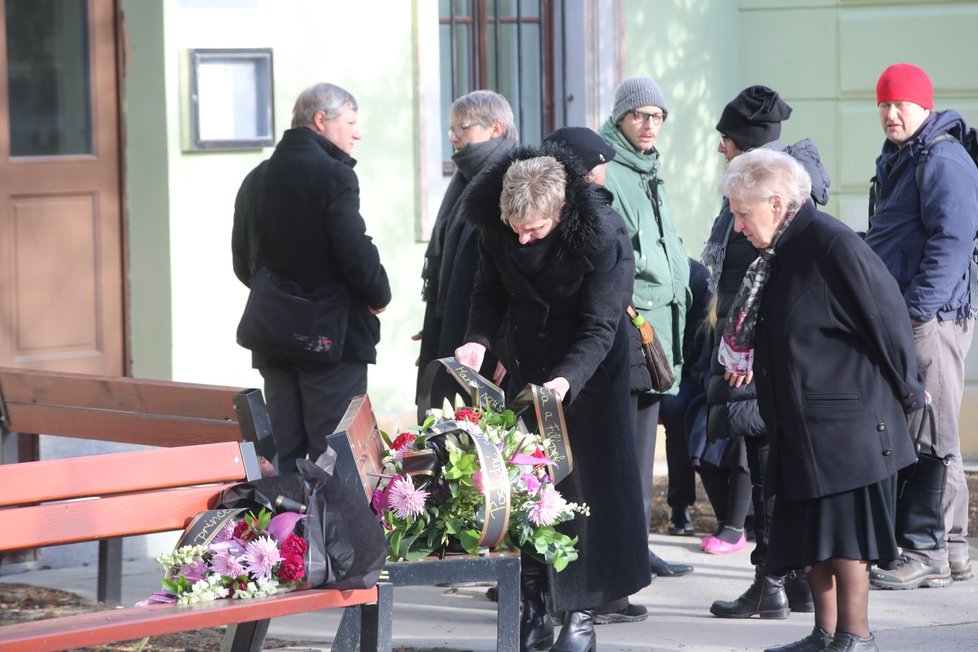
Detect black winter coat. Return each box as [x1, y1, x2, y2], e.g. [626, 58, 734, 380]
[461, 143, 651, 611]
[232, 128, 391, 365]
[753, 202, 923, 501]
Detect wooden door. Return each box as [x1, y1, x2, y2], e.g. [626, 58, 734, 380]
[0, 0, 124, 375]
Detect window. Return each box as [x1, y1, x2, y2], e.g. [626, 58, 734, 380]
[439, 0, 554, 171]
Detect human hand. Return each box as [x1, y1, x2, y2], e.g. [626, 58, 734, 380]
[410, 330, 422, 341]
[543, 377, 570, 402]
[493, 361, 507, 385]
[455, 342, 487, 371]
[724, 369, 753, 388]
[369, 304, 387, 315]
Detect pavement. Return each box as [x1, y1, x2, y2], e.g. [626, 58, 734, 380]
[2, 533, 977, 651]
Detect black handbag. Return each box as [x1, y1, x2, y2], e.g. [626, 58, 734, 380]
[896, 402, 950, 551]
[236, 268, 349, 364]
[626, 305, 676, 392]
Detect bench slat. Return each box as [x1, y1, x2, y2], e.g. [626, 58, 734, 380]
[0, 587, 379, 652]
[1, 484, 232, 551]
[3, 403, 242, 445]
[0, 368, 243, 419]
[0, 441, 251, 506]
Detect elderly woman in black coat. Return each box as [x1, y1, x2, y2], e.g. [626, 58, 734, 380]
[455, 144, 651, 652]
[717, 149, 923, 652]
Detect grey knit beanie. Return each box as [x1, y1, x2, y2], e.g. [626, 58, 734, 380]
[612, 76, 668, 124]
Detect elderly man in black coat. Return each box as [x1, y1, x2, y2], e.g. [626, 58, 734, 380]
[455, 144, 651, 652]
[232, 83, 391, 474]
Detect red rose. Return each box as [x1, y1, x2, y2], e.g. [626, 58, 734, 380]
[391, 432, 416, 451]
[228, 577, 248, 596]
[276, 554, 306, 583]
[280, 533, 308, 557]
[455, 408, 481, 423]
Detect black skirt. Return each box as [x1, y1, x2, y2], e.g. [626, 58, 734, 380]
[766, 474, 900, 575]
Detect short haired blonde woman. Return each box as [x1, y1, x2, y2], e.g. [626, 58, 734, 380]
[455, 145, 651, 652]
[717, 149, 924, 652]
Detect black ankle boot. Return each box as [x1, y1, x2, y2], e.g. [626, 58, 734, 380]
[550, 610, 595, 652]
[710, 564, 789, 619]
[520, 564, 553, 652]
[785, 569, 815, 612]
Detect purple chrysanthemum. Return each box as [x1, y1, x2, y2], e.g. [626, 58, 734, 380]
[526, 485, 567, 526]
[387, 476, 429, 519]
[242, 536, 282, 579]
[210, 551, 247, 577]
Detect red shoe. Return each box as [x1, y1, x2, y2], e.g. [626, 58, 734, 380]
[703, 533, 747, 554]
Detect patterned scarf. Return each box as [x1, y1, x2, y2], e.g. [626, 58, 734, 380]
[717, 207, 798, 375]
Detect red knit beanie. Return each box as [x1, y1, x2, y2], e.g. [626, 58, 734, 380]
[876, 63, 933, 109]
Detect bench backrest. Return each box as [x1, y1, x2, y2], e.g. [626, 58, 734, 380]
[0, 440, 261, 552]
[0, 367, 271, 456]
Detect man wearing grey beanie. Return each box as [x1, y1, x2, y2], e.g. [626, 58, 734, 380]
[598, 76, 693, 624]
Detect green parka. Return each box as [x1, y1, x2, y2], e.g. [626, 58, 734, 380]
[599, 117, 690, 394]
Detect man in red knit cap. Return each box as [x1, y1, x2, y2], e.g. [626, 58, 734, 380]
[866, 62, 978, 591]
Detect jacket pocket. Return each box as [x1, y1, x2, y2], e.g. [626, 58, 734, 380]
[803, 392, 861, 410]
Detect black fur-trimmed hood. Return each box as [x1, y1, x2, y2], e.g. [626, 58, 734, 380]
[460, 142, 609, 256]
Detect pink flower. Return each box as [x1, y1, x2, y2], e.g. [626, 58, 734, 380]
[387, 476, 429, 519]
[521, 472, 541, 494]
[210, 551, 247, 577]
[242, 536, 282, 579]
[472, 471, 485, 494]
[526, 485, 567, 526]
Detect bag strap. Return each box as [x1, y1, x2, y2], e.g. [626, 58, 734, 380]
[913, 402, 938, 456]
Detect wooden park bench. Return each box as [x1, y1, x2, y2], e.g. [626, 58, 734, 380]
[327, 395, 521, 652]
[0, 440, 392, 652]
[0, 366, 275, 604]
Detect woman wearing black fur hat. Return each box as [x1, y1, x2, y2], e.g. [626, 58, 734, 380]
[455, 144, 651, 652]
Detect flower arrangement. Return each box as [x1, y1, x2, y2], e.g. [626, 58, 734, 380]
[139, 509, 308, 606]
[372, 400, 588, 571]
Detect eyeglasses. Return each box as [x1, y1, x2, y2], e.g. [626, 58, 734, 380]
[448, 121, 482, 138]
[629, 110, 665, 127]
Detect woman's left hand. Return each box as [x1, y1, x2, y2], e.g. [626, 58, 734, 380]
[724, 369, 753, 388]
[543, 377, 570, 402]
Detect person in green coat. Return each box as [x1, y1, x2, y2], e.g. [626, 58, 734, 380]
[599, 76, 693, 593]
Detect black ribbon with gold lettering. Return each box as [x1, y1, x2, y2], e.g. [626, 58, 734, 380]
[168, 508, 248, 579]
[417, 357, 506, 422]
[511, 384, 572, 484]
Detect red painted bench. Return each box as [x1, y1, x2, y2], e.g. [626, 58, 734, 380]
[0, 440, 391, 652]
[0, 367, 274, 603]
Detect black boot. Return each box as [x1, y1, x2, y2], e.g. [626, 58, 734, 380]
[785, 569, 815, 612]
[520, 564, 554, 652]
[550, 610, 595, 652]
[710, 564, 789, 619]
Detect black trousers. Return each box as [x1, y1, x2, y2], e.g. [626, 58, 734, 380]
[259, 361, 367, 474]
[658, 381, 698, 510]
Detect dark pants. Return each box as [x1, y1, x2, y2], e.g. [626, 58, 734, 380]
[659, 382, 698, 510]
[632, 392, 662, 531]
[260, 361, 367, 474]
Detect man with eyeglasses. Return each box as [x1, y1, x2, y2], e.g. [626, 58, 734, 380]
[415, 90, 518, 404]
[598, 76, 693, 604]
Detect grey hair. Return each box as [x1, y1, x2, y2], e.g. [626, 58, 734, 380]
[291, 83, 358, 129]
[450, 90, 519, 140]
[717, 148, 811, 212]
[500, 156, 566, 227]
